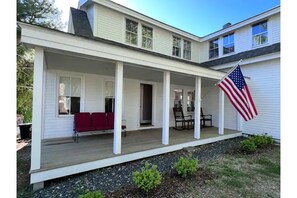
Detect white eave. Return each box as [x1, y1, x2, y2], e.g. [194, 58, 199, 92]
[201, 6, 280, 41]
[18, 22, 229, 81]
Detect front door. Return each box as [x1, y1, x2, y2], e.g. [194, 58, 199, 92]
[140, 84, 152, 126]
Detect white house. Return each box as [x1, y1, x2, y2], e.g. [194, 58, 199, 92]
[18, 0, 280, 190]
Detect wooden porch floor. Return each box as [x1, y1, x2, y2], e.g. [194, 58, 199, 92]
[40, 127, 241, 171]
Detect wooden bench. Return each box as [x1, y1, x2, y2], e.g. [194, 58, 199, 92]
[73, 112, 127, 142]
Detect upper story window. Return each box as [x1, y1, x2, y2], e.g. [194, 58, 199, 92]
[142, 25, 153, 49]
[183, 40, 191, 60]
[58, 76, 81, 115]
[209, 39, 219, 59]
[223, 33, 234, 54]
[125, 19, 138, 45]
[252, 20, 268, 47]
[172, 36, 181, 57]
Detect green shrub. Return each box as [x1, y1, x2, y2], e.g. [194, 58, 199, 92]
[132, 162, 162, 192]
[240, 139, 257, 153]
[174, 154, 198, 177]
[78, 191, 104, 198]
[251, 134, 274, 148]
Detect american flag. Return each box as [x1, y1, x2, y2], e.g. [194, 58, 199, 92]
[218, 65, 258, 121]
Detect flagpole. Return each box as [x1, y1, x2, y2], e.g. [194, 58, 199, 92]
[214, 59, 243, 86]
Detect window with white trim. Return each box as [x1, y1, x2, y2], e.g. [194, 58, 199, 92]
[105, 81, 115, 113]
[209, 39, 219, 59]
[142, 25, 153, 49]
[174, 89, 183, 108]
[172, 36, 181, 57]
[252, 20, 268, 46]
[58, 76, 81, 115]
[223, 33, 234, 54]
[125, 19, 138, 45]
[187, 90, 195, 112]
[183, 40, 191, 60]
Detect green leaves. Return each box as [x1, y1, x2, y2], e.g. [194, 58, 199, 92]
[174, 154, 198, 177]
[132, 162, 162, 192]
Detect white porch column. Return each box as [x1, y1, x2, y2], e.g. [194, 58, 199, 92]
[31, 47, 45, 171]
[194, 77, 201, 139]
[218, 89, 224, 135]
[162, 71, 170, 145]
[113, 62, 123, 154]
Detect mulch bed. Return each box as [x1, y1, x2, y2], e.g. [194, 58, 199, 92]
[17, 137, 246, 198]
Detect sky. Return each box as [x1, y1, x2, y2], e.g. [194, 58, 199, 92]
[54, 0, 280, 36]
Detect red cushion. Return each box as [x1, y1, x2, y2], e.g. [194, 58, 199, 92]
[74, 112, 92, 131]
[92, 112, 108, 130]
[107, 112, 114, 129]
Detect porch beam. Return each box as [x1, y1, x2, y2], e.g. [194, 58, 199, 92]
[31, 47, 45, 170]
[218, 89, 224, 135]
[162, 71, 170, 145]
[113, 62, 123, 154]
[194, 77, 201, 139]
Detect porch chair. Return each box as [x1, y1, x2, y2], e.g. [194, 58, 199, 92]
[172, 107, 194, 130]
[200, 108, 213, 127]
[92, 112, 107, 130]
[74, 112, 95, 142]
[106, 112, 127, 136]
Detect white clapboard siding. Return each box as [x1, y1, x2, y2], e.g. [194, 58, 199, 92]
[240, 59, 280, 139]
[199, 13, 280, 63]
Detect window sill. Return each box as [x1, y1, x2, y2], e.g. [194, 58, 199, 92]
[252, 42, 270, 49]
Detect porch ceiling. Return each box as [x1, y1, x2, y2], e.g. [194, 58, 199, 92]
[45, 51, 216, 87]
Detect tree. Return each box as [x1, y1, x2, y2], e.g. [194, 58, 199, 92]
[17, 0, 64, 122]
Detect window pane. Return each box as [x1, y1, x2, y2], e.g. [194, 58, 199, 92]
[260, 32, 268, 44]
[58, 96, 70, 114]
[105, 81, 114, 97]
[59, 77, 70, 96]
[71, 78, 81, 97]
[253, 35, 261, 46]
[187, 91, 195, 112]
[174, 89, 183, 108]
[70, 97, 80, 114]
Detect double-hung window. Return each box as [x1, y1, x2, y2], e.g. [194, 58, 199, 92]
[172, 36, 181, 57]
[183, 40, 191, 60]
[187, 90, 195, 112]
[58, 76, 81, 115]
[223, 33, 234, 54]
[125, 19, 138, 45]
[252, 20, 268, 46]
[209, 39, 219, 59]
[142, 25, 153, 49]
[174, 89, 183, 108]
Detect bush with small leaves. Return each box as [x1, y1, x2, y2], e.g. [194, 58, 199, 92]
[78, 191, 104, 198]
[132, 162, 162, 192]
[174, 154, 198, 177]
[240, 139, 257, 153]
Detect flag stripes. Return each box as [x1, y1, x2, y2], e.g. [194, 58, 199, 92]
[218, 65, 258, 121]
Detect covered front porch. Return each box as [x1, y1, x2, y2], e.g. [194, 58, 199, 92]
[31, 127, 241, 185]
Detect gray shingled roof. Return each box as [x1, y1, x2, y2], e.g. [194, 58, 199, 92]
[69, 8, 280, 68]
[200, 43, 280, 67]
[70, 7, 93, 38]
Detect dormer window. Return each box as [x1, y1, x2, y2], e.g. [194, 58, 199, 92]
[125, 19, 138, 45]
[142, 25, 153, 49]
[209, 39, 219, 59]
[223, 33, 234, 54]
[172, 36, 181, 57]
[252, 20, 268, 46]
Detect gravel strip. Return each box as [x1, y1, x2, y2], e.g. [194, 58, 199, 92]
[31, 137, 245, 198]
